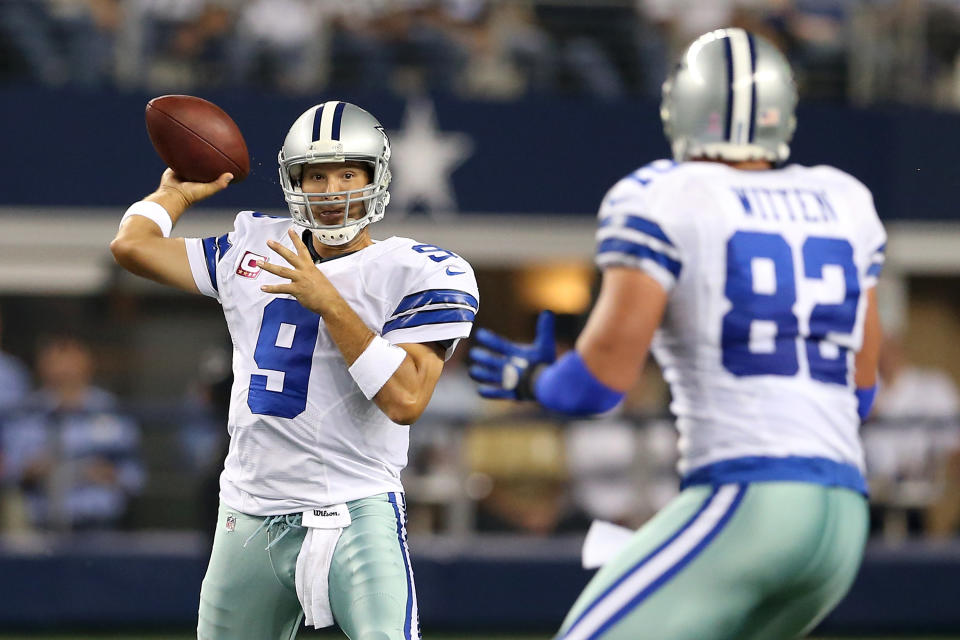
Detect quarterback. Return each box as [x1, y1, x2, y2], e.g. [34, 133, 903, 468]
[111, 102, 478, 639]
[470, 29, 883, 640]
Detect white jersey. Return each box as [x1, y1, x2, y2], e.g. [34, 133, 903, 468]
[185, 212, 479, 515]
[596, 160, 886, 492]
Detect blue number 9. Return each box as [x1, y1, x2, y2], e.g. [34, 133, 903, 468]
[248, 298, 319, 418]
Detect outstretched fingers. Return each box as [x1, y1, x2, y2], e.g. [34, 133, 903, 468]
[266, 237, 303, 267]
[288, 228, 314, 260]
[257, 260, 297, 281]
[473, 327, 525, 356]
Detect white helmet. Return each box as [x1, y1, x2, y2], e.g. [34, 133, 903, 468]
[278, 101, 392, 246]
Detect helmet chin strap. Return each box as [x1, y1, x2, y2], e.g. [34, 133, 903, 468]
[310, 220, 367, 247]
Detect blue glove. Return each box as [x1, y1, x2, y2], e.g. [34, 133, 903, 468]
[468, 311, 556, 400]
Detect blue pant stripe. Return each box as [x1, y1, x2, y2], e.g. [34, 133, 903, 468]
[388, 492, 414, 640]
[585, 485, 747, 639]
[563, 487, 719, 634]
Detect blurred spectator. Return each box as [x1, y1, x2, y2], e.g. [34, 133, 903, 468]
[534, 2, 640, 98]
[0, 0, 121, 87]
[564, 368, 674, 530]
[224, 0, 330, 93]
[465, 417, 589, 535]
[0, 336, 144, 532]
[116, 0, 235, 90]
[0, 309, 30, 413]
[329, 0, 473, 95]
[864, 334, 960, 539]
[875, 334, 960, 418]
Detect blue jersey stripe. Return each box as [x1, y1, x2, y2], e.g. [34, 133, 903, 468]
[215, 233, 231, 262]
[383, 308, 475, 334]
[331, 102, 346, 141]
[311, 103, 324, 141]
[392, 289, 479, 316]
[680, 455, 868, 496]
[866, 262, 883, 278]
[597, 238, 682, 278]
[747, 33, 758, 143]
[601, 215, 675, 248]
[388, 493, 414, 640]
[201, 236, 219, 292]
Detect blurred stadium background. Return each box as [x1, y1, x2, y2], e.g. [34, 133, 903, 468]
[2, 0, 960, 637]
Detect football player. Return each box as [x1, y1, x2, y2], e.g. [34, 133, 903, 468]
[111, 102, 479, 640]
[469, 28, 883, 640]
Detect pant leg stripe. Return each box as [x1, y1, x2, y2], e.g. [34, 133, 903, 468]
[562, 486, 720, 633]
[398, 493, 421, 638]
[562, 484, 747, 640]
[388, 492, 415, 640]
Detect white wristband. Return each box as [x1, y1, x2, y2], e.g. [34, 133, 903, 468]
[120, 201, 173, 238]
[349, 336, 407, 400]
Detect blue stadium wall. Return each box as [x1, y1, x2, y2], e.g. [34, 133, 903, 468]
[1, 87, 957, 220]
[0, 541, 958, 633]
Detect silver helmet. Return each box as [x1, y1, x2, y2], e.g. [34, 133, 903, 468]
[661, 28, 798, 163]
[278, 101, 392, 246]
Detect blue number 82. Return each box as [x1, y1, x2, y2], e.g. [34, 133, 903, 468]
[721, 231, 860, 385]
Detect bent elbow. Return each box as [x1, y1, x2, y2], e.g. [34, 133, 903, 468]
[110, 237, 135, 268]
[382, 395, 424, 426]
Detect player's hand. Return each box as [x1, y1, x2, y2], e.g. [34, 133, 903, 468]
[258, 229, 338, 314]
[156, 168, 233, 209]
[468, 310, 556, 400]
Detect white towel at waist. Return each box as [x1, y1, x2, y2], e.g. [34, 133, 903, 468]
[295, 504, 351, 629]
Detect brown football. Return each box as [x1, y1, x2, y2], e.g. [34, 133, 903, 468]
[145, 95, 250, 183]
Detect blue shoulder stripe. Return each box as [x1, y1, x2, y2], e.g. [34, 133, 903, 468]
[201, 237, 219, 292]
[598, 238, 682, 278]
[383, 308, 475, 334]
[601, 215, 675, 248]
[392, 289, 479, 316]
[215, 233, 231, 262]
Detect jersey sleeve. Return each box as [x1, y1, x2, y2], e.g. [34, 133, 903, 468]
[594, 165, 685, 293]
[844, 174, 886, 289]
[184, 213, 247, 302]
[381, 255, 479, 360]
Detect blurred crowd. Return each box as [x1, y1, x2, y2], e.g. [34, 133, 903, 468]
[0, 312, 144, 534]
[3, 0, 960, 108]
[3, 300, 960, 544]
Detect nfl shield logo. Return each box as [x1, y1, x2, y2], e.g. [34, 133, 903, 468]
[225, 515, 237, 532]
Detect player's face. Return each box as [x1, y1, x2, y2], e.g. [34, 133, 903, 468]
[301, 162, 372, 225]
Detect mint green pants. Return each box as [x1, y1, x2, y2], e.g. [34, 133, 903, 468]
[557, 483, 868, 640]
[197, 492, 419, 640]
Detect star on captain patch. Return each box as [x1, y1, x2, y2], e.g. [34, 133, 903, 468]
[388, 99, 474, 218]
